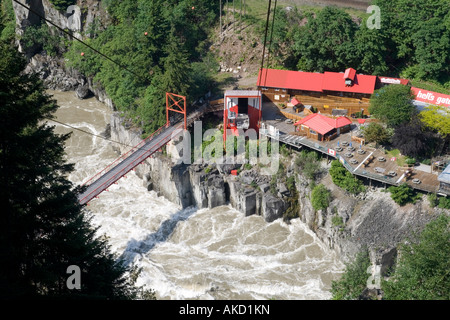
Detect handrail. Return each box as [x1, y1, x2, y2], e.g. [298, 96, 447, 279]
[79, 102, 210, 205]
[79, 123, 183, 204]
[260, 127, 438, 193]
[82, 121, 170, 186]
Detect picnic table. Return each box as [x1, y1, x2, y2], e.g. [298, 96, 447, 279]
[374, 167, 386, 173]
[388, 171, 397, 177]
[344, 152, 353, 158]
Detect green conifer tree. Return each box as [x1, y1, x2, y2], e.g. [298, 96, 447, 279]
[0, 41, 139, 299]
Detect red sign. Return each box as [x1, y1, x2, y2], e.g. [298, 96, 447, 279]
[328, 149, 336, 156]
[411, 87, 450, 107]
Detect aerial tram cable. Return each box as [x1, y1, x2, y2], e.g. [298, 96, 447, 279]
[260, 0, 278, 88]
[44, 117, 136, 149]
[267, 0, 278, 73]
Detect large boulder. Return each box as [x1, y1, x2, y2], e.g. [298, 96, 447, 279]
[75, 84, 91, 99]
[262, 193, 285, 223]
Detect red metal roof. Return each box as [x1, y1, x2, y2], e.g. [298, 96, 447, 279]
[257, 68, 377, 95]
[291, 97, 300, 105]
[344, 68, 357, 80]
[322, 72, 377, 94]
[294, 114, 352, 136]
[257, 68, 324, 92]
[335, 116, 353, 128]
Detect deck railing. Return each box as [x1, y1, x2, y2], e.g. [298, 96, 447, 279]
[260, 123, 439, 193]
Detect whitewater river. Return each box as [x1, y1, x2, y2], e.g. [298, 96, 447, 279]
[49, 90, 344, 300]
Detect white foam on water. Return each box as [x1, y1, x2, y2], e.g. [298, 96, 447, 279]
[51, 90, 344, 300]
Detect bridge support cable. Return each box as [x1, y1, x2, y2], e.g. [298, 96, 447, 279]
[78, 93, 202, 205]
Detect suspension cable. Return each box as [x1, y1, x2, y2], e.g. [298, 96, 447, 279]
[45, 117, 136, 149]
[259, 0, 273, 87]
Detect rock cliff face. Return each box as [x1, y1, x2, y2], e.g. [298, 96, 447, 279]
[13, 0, 112, 106]
[108, 113, 287, 222]
[294, 168, 441, 268]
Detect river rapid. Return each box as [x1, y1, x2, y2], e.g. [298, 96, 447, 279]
[49, 90, 344, 300]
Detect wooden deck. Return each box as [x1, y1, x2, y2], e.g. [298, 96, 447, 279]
[261, 110, 441, 194]
[292, 93, 371, 116]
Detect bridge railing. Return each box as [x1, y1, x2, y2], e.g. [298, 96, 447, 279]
[79, 123, 184, 205]
[82, 121, 170, 186]
[79, 102, 209, 204]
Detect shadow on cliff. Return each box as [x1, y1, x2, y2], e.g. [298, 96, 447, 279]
[118, 206, 198, 267]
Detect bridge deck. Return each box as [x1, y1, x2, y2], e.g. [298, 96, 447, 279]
[78, 123, 183, 205]
[78, 104, 208, 205]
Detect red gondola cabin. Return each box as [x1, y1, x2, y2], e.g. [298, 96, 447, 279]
[223, 90, 262, 141]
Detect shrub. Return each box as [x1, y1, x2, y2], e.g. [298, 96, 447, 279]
[21, 24, 64, 57]
[332, 215, 345, 228]
[428, 193, 438, 207]
[295, 150, 321, 181]
[311, 184, 331, 211]
[48, 0, 77, 11]
[280, 144, 290, 157]
[405, 157, 416, 166]
[388, 183, 421, 206]
[270, 175, 277, 196]
[362, 122, 391, 145]
[438, 196, 450, 209]
[331, 249, 371, 300]
[329, 160, 365, 194]
[286, 175, 296, 192]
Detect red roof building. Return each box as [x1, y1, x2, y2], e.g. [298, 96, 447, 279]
[344, 67, 357, 81]
[294, 113, 352, 141]
[257, 68, 324, 92]
[290, 97, 300, 106]
[322, 71, 377, 95]
[257, 68, 378, 96]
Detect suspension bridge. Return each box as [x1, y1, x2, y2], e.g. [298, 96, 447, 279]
[78, 93, 208, 205]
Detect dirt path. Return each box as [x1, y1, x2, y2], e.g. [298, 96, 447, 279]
[283, 0, 371, 10]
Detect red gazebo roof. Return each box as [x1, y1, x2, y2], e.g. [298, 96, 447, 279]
[294, 114, 352, 135]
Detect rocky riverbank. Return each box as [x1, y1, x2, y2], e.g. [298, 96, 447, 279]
[107, 112, 444, 273]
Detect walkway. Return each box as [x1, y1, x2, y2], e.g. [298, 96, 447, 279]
[260, 103, 441, 194]
[78, 103, 208, 205]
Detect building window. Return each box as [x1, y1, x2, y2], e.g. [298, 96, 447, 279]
[309, 129, 317, 135]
